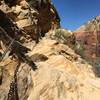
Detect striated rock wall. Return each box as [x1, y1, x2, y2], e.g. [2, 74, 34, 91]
[75, 15, 100, 60]
[75, 31, 98, 59]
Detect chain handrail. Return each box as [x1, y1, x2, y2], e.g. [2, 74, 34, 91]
[7, 60, 21, 100]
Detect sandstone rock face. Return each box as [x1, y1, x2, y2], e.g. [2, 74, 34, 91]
[75, 15, 100, 60]
[0, 0, 100, 100]
[0, 0, 60, 41]
[0, 36, 100, 100]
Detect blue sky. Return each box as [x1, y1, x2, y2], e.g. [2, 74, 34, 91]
[52, 0, 100, 31]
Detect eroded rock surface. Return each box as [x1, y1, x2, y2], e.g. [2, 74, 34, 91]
[0, 36, 100, 100]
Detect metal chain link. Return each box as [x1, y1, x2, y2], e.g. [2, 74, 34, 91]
[7, 61, 21, 100]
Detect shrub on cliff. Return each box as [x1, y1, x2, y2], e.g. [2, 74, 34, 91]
[73, 42, 85, 58]
[50, 29, 76, 45]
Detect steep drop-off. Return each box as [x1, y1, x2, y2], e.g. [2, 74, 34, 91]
[75, 15, 100, 60]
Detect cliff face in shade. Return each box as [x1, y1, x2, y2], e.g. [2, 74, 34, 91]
[0, 0, 60, 40]
[75, 15, 100, 60]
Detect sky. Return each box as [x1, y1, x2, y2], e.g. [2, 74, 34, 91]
[52, 0, 100, 31]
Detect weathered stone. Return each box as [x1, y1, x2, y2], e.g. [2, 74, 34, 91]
[0, 0, 60, 43]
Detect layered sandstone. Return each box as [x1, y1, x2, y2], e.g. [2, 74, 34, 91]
[0, 36, 100, 100]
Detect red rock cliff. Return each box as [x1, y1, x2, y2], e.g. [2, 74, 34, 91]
[75, 15, 100, 60]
